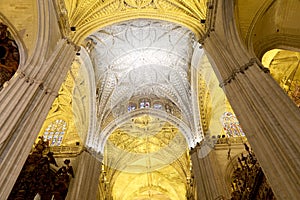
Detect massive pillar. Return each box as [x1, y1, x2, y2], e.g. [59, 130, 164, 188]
[66, 150, 102, 200]
[0, 0, 76, 198]
[190, 142, 229, 200]
[201, 1, 300, 199]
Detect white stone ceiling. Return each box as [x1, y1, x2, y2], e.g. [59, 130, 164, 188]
[82, 20, 200, 199]
[86, 19, 203, 150]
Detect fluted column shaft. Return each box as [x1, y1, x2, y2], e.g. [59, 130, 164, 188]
[200, 1, 300, 199]
[190, 145, 229, 200]
[209, 48, 300, 199]
[0, 0, 76, 198]
[66, 151, 102, 200]
[0, 39, 75, 199]
[203, 19, 300, 200]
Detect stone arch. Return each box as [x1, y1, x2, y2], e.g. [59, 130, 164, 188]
[94, 108, 195, 154]
[73, 15, 204, 44]
[62, 1, 207, 44]
[254, 35, 300, 60]
[261, 48, 300, 108]
[224, 151, 246, 192]
[224, 146, 276, 199]
[72, 47, 97, 146]
[234, 0, 300, 59]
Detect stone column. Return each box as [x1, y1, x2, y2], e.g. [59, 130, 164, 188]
[200, 1, 300, 198]
[66, 150, 102, 200]
[0, 39, 75, 199]
[0, 1, 77, 199]
[190, 142, 229, 200]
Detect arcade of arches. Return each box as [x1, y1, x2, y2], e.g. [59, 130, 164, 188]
[0, 0, 299, 200]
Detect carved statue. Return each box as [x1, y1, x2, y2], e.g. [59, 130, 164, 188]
[34, 136, 49, 154]
[8, 137, 75, 200]
[230, 144, 275, 200]
[47, 151, 58, 167]
[64, 159, 74, 178]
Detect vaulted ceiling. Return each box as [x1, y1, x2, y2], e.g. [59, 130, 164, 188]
[1, 0, 300, 199]
[86, 19, 202, 147]
[235, 0, 300, 57]
[62, 0, 208, 42]
[82, 19, 203, 199]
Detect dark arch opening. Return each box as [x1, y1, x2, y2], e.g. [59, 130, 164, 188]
[0, 22, 19, 90]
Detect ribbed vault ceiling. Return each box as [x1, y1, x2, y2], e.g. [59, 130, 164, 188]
[2, 0, 299, 199]
[87, 19, 202, 148]
[86, 19, 198, 200]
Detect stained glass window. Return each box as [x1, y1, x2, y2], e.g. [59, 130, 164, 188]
[128, 103, 136, 111]
[43, 119, 67, 146]
[221, 112, 245, 137]
[153, 103, 162, 109]
[139, 99, 150, 108]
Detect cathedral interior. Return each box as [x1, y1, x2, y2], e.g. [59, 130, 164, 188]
[0, 0, 299, 200]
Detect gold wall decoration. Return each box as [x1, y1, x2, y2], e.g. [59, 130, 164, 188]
[108, 116, 179, 154]
[196, 53, 229, 137]
[62, 0, 208, 42]
[197, 74, 212, 132]
[262, 49, 300, 108]
[36, 62, 82, 151]
[100, 149, 191, 200]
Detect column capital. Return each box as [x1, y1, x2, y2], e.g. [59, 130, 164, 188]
[83, 147, 103, 163]
[190, 138, 218, 159]
[218, 57, 269, 88]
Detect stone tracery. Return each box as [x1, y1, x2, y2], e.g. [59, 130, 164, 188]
[86, 19, 203, 151]
[62, 0, 208, 42]
[0, 1, 300, 198]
